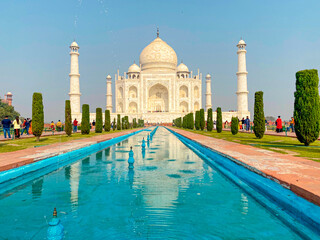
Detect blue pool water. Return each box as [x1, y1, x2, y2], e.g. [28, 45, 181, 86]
[0, 127, 318, 239]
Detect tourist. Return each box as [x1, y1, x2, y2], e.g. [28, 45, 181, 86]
[56, 120, 62, 132]
[265, 118, 268, 132]
[1, 116, 12, 139]
[241, 118, 245, 131]
[21, 118, 30, 135]
[290, 117, 295, 133]
[275, 116, 282, 133]
[12, 116, 21, 138]
[213, 120, 216, 130]
[73, 119, 78, 133]
[50, 121, 55, 132]
[92, 120, 95, 128]
[21, 119, 27, 135]
[245, 116, 250, 131]
[28, 120, 32, 135]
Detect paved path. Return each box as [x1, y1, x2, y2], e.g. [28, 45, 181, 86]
[223, 128, 320, 140]
[0, 129, 141, 172]
[169, 127, 320, 206]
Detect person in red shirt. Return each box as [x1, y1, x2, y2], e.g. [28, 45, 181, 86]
[275, 116, 282, 133]
[73, 119, 78, 133]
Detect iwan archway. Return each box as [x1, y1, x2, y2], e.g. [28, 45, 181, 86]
[148, 84, 169, 112]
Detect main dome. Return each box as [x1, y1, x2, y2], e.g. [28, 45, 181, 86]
[139, 37, 177, 71]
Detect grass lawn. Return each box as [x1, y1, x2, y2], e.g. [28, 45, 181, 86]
[0, 130, 129, 153]
[179, 128, 320, 161]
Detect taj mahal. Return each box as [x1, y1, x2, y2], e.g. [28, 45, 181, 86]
[68, 31, 250, 123]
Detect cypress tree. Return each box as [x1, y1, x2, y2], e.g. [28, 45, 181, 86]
[195, 111, 200, 130]
[32, 92, 44, 142]
[200, 108, 205, 130]
[190, 112, 194, 129]
[105, 110, 111, 132]
[113, 118, 116, 131]
[81, 104, 90, 134]
[133, 118, 137, 128]
[95, 108, 103, 133]
[253, 91, 265, 139]
[207, 108, 213, 131]
[117, 114, 121, 130]
[216, 107, 222, 133]
[231, 117, 239, 135]
[65, 100, 72, 136]
[294, 69, 320, 146]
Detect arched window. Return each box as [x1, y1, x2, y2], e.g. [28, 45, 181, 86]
[179, 85, 188, 98]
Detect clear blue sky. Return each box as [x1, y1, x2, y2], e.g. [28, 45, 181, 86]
[1, 0, 320, 122]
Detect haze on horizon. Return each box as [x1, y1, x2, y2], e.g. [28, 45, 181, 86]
[1, 0, 320, 122]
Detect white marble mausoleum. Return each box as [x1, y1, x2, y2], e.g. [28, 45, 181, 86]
[68, 32, 250, 124]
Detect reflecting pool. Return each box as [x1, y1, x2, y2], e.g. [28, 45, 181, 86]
[0, 127, 314, 239]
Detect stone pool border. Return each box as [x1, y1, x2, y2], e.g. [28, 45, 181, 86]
[0, 129, 144, 185]
[166, 127, 320, 236]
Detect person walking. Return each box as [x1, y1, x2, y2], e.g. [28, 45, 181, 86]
[56, 120, 62, 132]
[12, 116, 21, 139]
[73, 119, 78, 133]
[28, 120, 32, 135]
[245, 116, 250, 131]
[241, 118, 245, 131]
[276, 116, 283, 133]
[1, 116, 12, 139]
[21, 119, 27, 135]
[290, 117, 295, 133]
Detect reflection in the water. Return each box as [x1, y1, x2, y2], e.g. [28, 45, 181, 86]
[70, 162, 80, 210]
[31, 178, 43, 199]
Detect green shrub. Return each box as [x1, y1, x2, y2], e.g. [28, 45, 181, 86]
[200, 109, 205, 130]
[207, 108, 213, 131]
[294, 69, 320, 146]
[231, 117, 239, 135]
[95, 108, 103, 133]
[117, 114, 121, 130]
[32, 92, 44, 141]
[133, 118, 137, 128]
[81, 104, 90, 134]
[253, 91, 265, 139]
[65, 100, 72, 136]
[216, 107, 222, 133]
[105, 110, 111, 131]
[195, 111, 200, 130]
[113, 118, 116, 131]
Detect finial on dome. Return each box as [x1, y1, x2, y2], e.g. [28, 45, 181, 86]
[157, 27, 159, 38]
[181, 59, 183, 63]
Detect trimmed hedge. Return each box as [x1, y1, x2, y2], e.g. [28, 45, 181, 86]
[207, 108, 213, 131]
[253, 91, 265, 139]
[81, 104, 90, 134]
[231, 117, 239, 135]
[113, 118, 116, 131]
[294, 69, 320, 146]
[195, 111, 200, 130]
[117, 114, 121, 130]
[216, 107, 222, 133]
[105, 110, 111, 132]
[65, 100, 72, 136]
[200, 108, 205, 130]
[95, 108, 103, 133]
[32, 92, 44, 141]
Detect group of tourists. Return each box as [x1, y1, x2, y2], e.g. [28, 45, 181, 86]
[1, 116, 32, 139]
[50, 120, 63, 132]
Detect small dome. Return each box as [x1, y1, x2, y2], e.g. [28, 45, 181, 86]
[128, 63, 141, 73]
[238, 39, 246, 45]
[71, 41, 79, 47]
[177, 63, 189, 73]
[106, 75, 112, 79]
[6, 92, 12, 95]
[206, 74, 211, 79]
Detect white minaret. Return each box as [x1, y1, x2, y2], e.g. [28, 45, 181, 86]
[69, 41, 81, 117]
[106, 75, 113, 112]
[236, 39, 249, 115]
[205, 73, 212, 110]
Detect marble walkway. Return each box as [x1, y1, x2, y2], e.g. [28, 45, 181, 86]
[168, 127, 320, 206]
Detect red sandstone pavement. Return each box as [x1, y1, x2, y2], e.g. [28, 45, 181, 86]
[0, 129, 141, 172]
[168, 127, 320, 206]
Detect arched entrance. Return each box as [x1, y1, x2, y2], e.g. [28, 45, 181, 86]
[148, 84, 169, 112]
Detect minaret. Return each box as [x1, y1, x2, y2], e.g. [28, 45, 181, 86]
[69, 41, 81, 117]
[106, 75, 113, 112]
[236, 39, 249, 114]
[205, 74, 212, 110]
